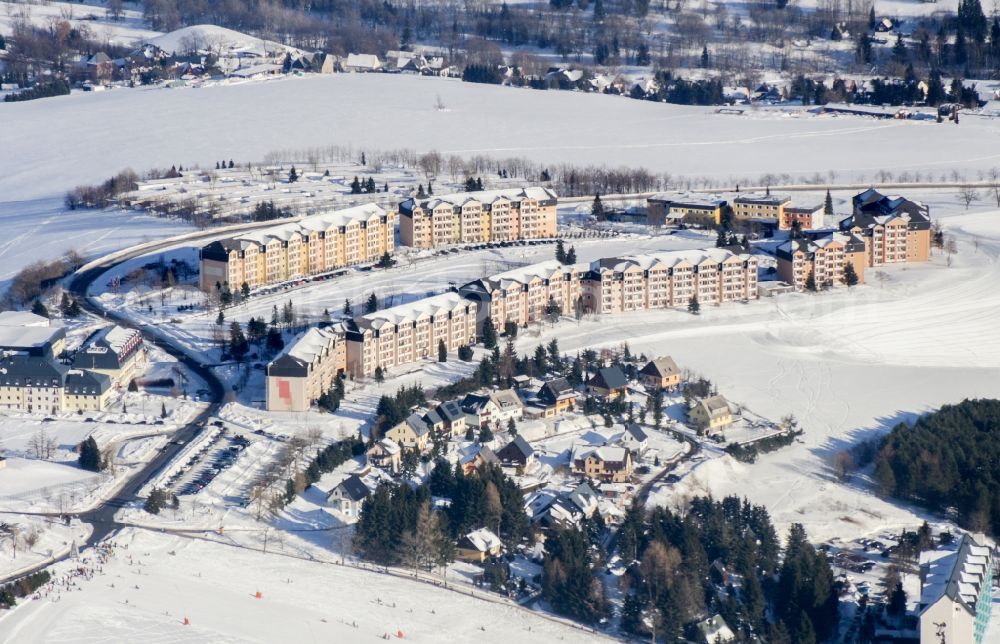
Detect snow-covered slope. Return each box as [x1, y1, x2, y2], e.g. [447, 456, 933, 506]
[4, 74, 1000, 203]
[146, 24, 299, 56]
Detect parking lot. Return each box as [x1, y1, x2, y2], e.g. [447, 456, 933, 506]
[165, 422, 254, 496]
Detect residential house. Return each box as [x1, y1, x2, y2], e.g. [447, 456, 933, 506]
[366, 438, 402, 474]
[455, 528, 503, 562]
[489, 389, 524, 423]
[697, 615, 736, 643]
[918, 533, 995, 644]
[461, 392, 502, 428]
[688, 395, 734, 432]
[572, 446, 634, 483]
[326, 475, 371, 517]
[385, 413, 431, 451]
[342, 53, 381, 72]
[496, 435, 535, 472]
[639, 356, 681, 390]
[619, 424, 648, 456]
[586, 366, 628, 400]
[435, 400, 468, 437]
[461, 445, 499, 475]
[536, 377, 577, 417]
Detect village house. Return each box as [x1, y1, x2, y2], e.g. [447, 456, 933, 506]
[573, 446, 634, 483]
[461, 445, 499, 475]
[342, 53, 382, 73]
[398, 187, 558, 249]
[455, 528, 503, 562]
[775, 232, 868, 291]
[534, 377, 577, 417]
[495, 435, 535, 473]
[199, 203, 394, 292]
[265, 326, 345, 412]
[688, 395, 734, 432]
[435, 400, 468, 437]
[639, 356, 682, 390]
[344, 293, 477, 379]
[385, 413, 431, 451]
[326, 474, 372, 518]
[460, 392, 502, 428]
[619, 424, 649, 456]
[586, 366, 628, 400]
[366, 438, 402, 474]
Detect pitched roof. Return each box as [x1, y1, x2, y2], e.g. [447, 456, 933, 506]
[697, 395, 731, 418]
[538, 377, 575, 405]
[624, 424, 648, 443]
[498, 435, 533, 461]
[589, 366, 627, 391]
[460, 528, 502, 553]
[640, 356, 680, 379]
[436, 400, 466, 422]
[333, 474, 371, 502]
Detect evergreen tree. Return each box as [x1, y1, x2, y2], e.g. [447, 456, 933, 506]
[805, 270, 817, 292]
[555, 239, 566, 264]
[216, 310, 225, 325]
[265, 324, 284, 354]
[458, 345, 474, 361]
[843, 262, 859, 286]
[78, 436, 102, 472]
[591, 194, 605, 220]
[700, 45, 709, 68]
[365, 292, 378, 314]
[507, 417, 517, 435]
[687, 295, 700, 314]
[824, 189, 833, 215]
[144, 487, 168, 514]
[161, 402, 168, 419]
[31, 300, 49, 318]
[229, 321, 249, 362]
[479, 424, 494, 443]
[892, 35, 908, 64]
[565, 246, 576, 264]
[481, 318, 498, 349]
[374, 366, 385, 383]
[288, 166, 298, 183]
[351, 176, 362, 194]
[59, 292, 72, 316]
[67, 299, 81, 317]
[438, 339, 447, 362]
[343, 299, 353, 316]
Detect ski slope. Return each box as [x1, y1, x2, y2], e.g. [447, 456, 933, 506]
[0, 527, 606, 643]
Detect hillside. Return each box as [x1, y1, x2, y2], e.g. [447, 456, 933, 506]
[146, 24, 300, 56]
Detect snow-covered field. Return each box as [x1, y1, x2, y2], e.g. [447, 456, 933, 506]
[0, 527, 606, 643]
[0, 0, 159, 45]
[5, 73, 1000, 203]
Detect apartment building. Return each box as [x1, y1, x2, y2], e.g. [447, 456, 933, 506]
[775, 232, 867, 290]
[646, 194, 726, 227]
[266, 326, 346, 412]
[344, 293, 477, 378]
[0, 355, 112, 414]
[732, 193, 791, 225]
[918, 533, 995, 644]
[459, 260, 585, 332]
[199, 203, 394, 292]
[398, 187, 558, 248]
[580, 249, 758, 314]
[461, 249, 758, 328]
[780, 203, 825, 230]
[73, 325, 147, 389]
[841, 189, 931, 267]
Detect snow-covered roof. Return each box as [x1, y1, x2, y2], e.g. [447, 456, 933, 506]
[407, 186, 557, 212]
[232, 203, 387, 247]
[286, 327, 340, 365]
[344, 53, 381, 69]
[590, 247, 751, 274]
[355, 292, 473, 330]
[461, 528, 502, 553]
[0, 311, 50, 327]
[919, 534, 994, 615]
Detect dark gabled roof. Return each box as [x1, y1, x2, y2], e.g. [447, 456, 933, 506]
[437, 400, 466, 423]
[625, 424, 648, 442]
[64, 370, 111, 396]
[640, 356, 680, 379]
[588, 366, 627, 391]
[0, 355, 69, 387]
[461, 393, 493, 413]
[423, 409, 444, 426]
[266, 353, 309, 378]
[335, 474, 371, 502]
[405, 412, 430, 436]
[497, 435, 533, 463]
[538, 377, 574, 405]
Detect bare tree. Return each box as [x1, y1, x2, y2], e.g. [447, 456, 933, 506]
[957, 187, 980, 210]
[988, 167, 1000, 207]
[945, 238, 958, 267]
[832, 450, 855, 482]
